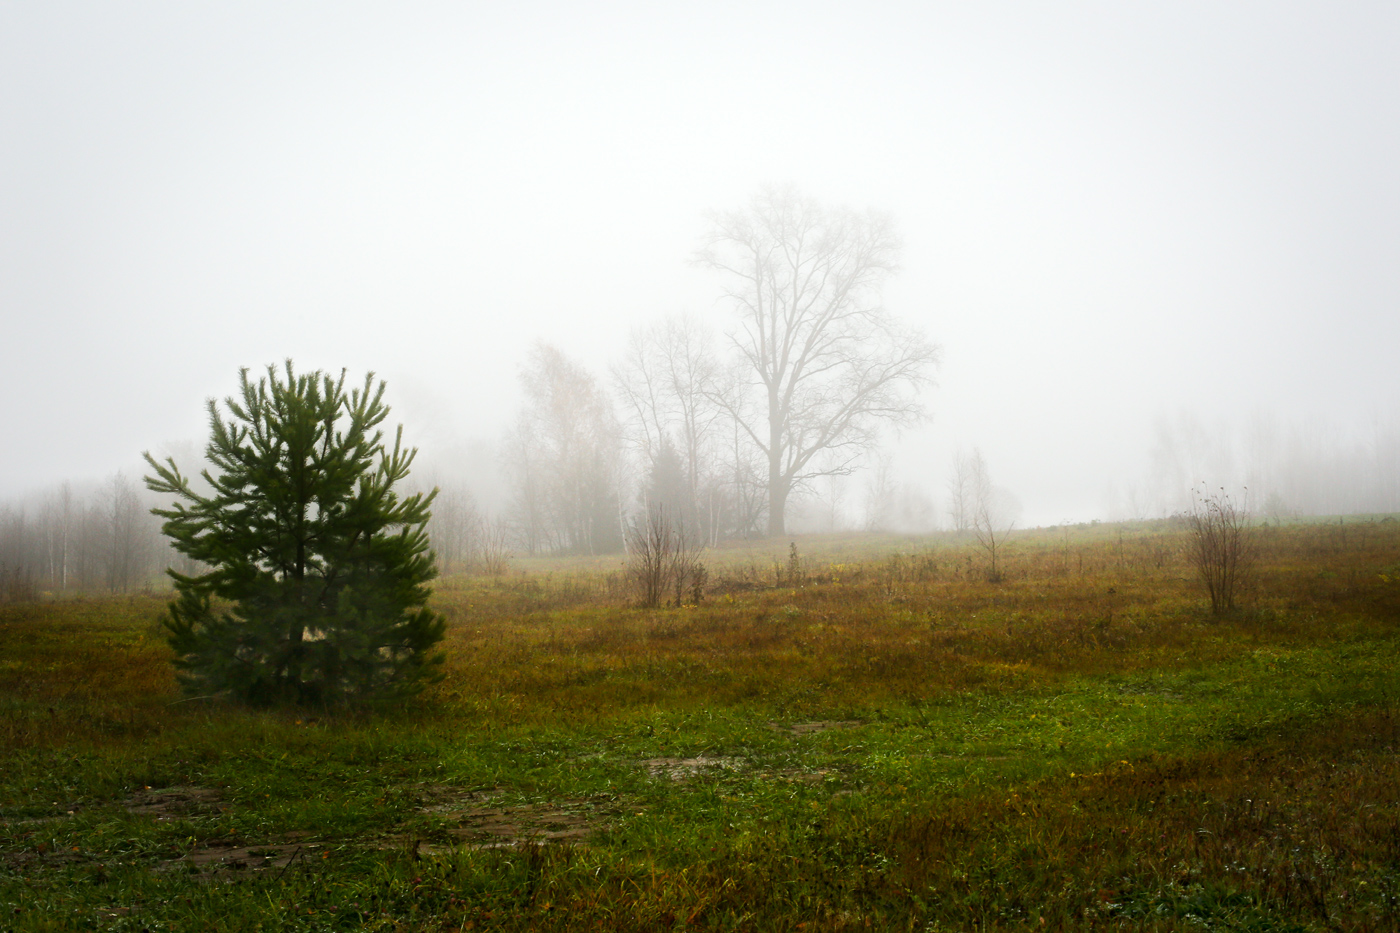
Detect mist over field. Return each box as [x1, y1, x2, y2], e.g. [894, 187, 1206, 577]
[7, 10, 1400, 928]
[3, 1, 1398, 583]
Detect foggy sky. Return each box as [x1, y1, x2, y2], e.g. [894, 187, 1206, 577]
[3, 1, 1397, 526]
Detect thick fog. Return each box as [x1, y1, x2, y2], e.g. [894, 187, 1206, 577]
[3, 2, 1398, 540]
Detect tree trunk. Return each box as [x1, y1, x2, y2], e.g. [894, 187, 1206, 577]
[767, 472, 788, 537]
[767, 391, 786, 536]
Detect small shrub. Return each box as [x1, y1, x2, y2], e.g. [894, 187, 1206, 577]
[1185, 486, 1256, 615]
[781, 541, 805, 587]
[626, 507, 706, 608]
[477, 518, 512, 577]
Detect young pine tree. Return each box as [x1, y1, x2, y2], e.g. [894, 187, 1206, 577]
[143, 362, 445, 707]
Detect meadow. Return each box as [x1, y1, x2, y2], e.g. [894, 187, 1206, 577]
[2, 518, 1399, 931]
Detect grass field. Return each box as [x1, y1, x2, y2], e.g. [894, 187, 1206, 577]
[2, 519, 1399, 931]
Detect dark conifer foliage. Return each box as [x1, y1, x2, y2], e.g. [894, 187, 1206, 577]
[643, 439, 692, 525]
[143, 362, 445, 707]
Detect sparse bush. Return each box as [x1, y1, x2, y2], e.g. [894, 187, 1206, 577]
[626, 506, 706, 608]
[476, 517, 513, 577]
[782, 541, 805, 587]
[1185, 486, 1256, 615]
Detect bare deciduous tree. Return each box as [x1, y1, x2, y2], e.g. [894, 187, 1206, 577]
[864, 454, 896, 532]
[41, 482, 73, 593]
[946, 451, 973, 533]
[613, 313, 784, 545]
[613, 315, 734, 544]
[427, 485, 484, 575]
[0, 473, 166, 598]
[101, 472, 154, 593]
[613, 316, 722, 500]
[698, 187, 939, 536]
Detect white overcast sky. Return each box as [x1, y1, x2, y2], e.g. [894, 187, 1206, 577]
[2, 1, 1397, 525]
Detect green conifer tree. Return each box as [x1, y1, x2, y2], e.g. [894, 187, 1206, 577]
[143, 362, 445, 707]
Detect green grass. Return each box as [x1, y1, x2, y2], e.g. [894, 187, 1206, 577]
[2, 521, 1399, 930]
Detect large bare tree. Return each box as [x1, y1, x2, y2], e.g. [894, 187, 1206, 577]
[698, 187, 939, 536]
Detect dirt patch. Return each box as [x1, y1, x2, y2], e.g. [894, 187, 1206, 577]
[0, 845, 91, 870]
[449, 806, 590, 845]
[2, 812, 71, 826]
[158, 835, 320, 879]
[123, 786, 224, 819]
[416, 796, 639, 849]
[769, 720, 864, 736]
[780, 768, 841, 784]
[1118, 682, 1184, 700]
[641, 756, 741, 780]
[416, 784, 500, 814]
[1, 786, 225, 827]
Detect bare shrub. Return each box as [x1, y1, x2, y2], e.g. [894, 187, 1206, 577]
[780, 541, 805, 587]
[477, 518, 513, 577]
[625, 507, 706, 608]
[628, 509, 670, 608]
[1185, 486, 1256, 615]
[675, 540, 708, 607]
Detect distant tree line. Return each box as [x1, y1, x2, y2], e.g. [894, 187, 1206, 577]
[1117, 410, 1400, 521]
[1, 189, 940, 575]
[0, 473, 174, 600]
[423, 485, 511, 576]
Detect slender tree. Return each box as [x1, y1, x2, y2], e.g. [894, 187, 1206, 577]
[965, 449, 1018, 582]
[946, 451, 973, 533]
